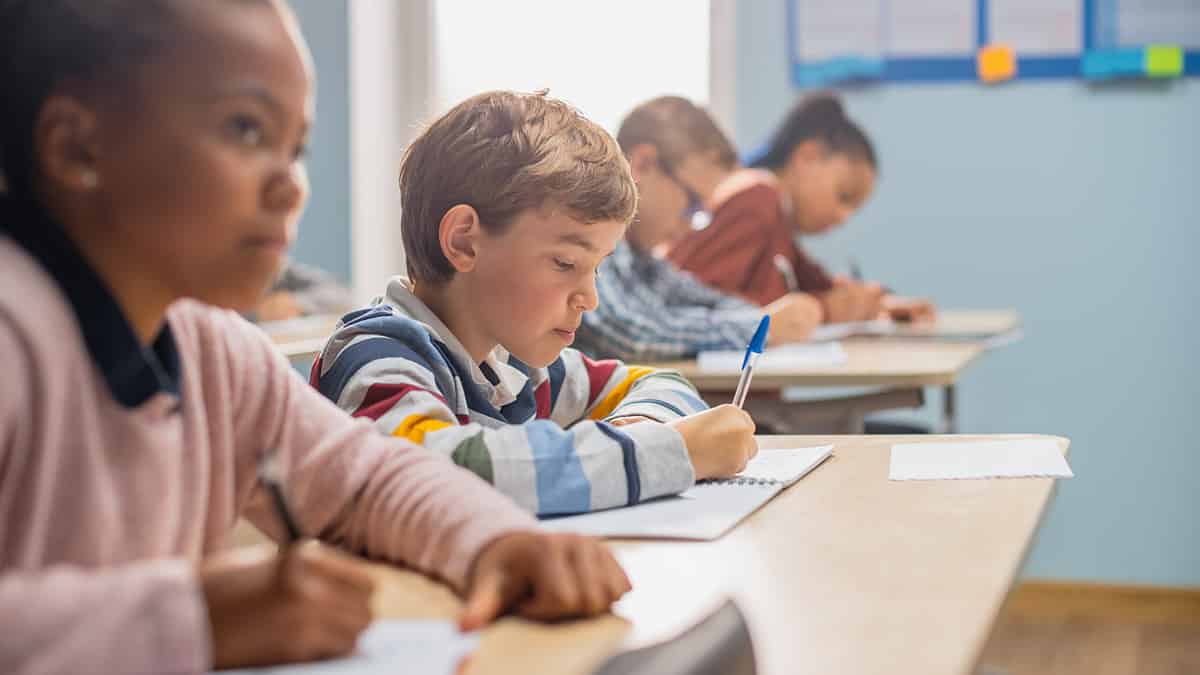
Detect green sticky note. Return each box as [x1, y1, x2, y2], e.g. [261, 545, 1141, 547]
[1144, 45, 1183, 78]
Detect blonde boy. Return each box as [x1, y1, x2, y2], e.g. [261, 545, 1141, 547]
[314, 91, 757, 516]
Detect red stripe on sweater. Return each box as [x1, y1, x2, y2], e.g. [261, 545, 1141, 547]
[353, 383, 448, 421]
[308, 357, 322, 388]
[580, 355, 620, 408]
[534, 380, 552, 419]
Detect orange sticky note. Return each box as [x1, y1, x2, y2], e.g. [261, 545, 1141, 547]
[977, 44, 1016, 83]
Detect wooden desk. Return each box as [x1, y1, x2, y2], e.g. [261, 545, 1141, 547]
[659, 340, 984, 391]
[656, 340, 984, 434]
[363, 434, 1066, 675]
[890, 308, 1021, 340]
[651, 309, 1020, 434]
[260, 314, 340, 362]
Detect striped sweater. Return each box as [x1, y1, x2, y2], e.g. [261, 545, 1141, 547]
[312, 278, 707, 516]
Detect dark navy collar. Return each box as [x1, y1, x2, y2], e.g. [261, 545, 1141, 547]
[0, 194, 182, 408]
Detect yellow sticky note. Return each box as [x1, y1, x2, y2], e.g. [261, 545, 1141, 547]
[977, 44, 1016, 83]
[1145, 44, 1183, 78]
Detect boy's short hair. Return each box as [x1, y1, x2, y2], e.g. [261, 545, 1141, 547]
[400, 90, 638, 285]
[616, 96, 739, 172]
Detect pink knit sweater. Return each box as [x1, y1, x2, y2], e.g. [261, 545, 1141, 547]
[0, 237, 537, 674]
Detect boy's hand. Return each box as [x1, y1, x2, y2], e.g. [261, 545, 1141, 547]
[821, 278, 886, 323]
[764, 293, 823, 345]
[669, 404, 758, 479]
[608, 416, 655, 427]
[882, 295, 936, 323]
[459, 532, 631, 630]
[201, 541, 375, 669]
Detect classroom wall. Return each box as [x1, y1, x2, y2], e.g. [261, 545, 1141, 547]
[735, 2, 1200, 587]
[286, 0, 352, 283]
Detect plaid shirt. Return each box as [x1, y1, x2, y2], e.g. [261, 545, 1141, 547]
[575, 241, 763, 361]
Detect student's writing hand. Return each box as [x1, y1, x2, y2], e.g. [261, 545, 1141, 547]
[201, 541, 375, 669]
[608, 415, 655, 427]
[459, 532, 631, 630]
[881, 295, 936, 323]
[764, 292, 824, 345]
[822, 278, 886, 323]
[669, 404, 758, 479]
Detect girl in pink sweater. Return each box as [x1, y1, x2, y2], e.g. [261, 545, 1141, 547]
[0, 1, 629, 672]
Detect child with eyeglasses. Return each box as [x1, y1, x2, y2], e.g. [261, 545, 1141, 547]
[573, 96, 823, 362]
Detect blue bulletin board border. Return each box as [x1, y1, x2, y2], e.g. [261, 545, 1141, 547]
[786, 0, 1198, 87]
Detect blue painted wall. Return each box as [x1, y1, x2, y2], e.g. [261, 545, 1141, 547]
[287, 0, 351, 282]
[737, 2, 1200, 585]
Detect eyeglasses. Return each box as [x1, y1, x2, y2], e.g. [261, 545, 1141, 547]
[658, 160, 707, 227]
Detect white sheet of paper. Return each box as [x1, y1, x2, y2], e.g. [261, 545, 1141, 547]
[886, 0, 977, 56]
[697, 342, 847, 373]
[889, 439, 1073, 481]
[988, 0, 1082, 54]
[1112, 0, 1200, 49]
[217, 620, 479, 675]
[541, 447, 833, 540]
[719, 445, 835, 485]
[809, 319, 896, 342]
[793, 0, 885, 61]
[541, 483, 783, 540]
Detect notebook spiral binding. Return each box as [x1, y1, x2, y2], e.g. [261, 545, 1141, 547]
[699, 477, 783, 487]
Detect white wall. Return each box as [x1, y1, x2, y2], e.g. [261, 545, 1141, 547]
[433, 0, 711, 132]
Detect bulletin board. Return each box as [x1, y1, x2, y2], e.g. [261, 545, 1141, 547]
[787, 0, 1200, 87]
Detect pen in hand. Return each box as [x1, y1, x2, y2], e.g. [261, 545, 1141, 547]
[732, 316, 771, 409]
[258, 448, 303, 542]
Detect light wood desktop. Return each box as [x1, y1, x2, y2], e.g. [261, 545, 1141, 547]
[660, 339, 984, 391]
[890, 308, 1020, 339]
[261, 314, 340, 362]
[337, 434, 1066, 675]
[652, 309, 1022, 434]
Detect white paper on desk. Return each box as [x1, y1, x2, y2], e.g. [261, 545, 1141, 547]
[808, 319, 896, 342]
[541, 446, 833, 540]
[697, 342, 847, 373]
[217, 620, 479, 675]
[718, 445, 834, 485]
[889, 439, 1073, 481]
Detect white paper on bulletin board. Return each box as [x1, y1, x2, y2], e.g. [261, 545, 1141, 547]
[988, 0, 1082, 54]
[793, 0, 885, 61]
[1094, 0, 1200, 49]
[886, 0, 977, 56]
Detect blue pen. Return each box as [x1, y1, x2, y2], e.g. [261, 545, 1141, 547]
[732, 316, 770, 409]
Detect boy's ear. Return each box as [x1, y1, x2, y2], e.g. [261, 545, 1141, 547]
[626, 143, 660, 181]
[35, 95, 102, 193]
[439, 204, 483, 274]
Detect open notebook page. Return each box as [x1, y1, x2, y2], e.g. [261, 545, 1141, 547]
[701, 445, 834, 485]
[217, 620, 479, 675]
[541, 446, 834, 540]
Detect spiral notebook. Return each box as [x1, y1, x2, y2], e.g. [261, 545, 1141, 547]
[540, 445, 833, 540]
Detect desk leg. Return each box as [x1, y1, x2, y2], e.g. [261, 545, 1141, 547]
[941, 384, 959, 434]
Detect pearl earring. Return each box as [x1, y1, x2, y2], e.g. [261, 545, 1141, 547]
[80, 170, 99, 190]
